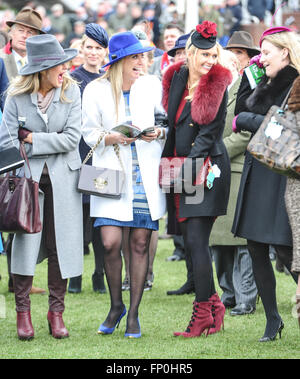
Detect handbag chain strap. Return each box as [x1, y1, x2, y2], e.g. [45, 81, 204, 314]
[1, 113, 18, 148]
[82, 132, 125, 172]
[281, 86, 293, 110]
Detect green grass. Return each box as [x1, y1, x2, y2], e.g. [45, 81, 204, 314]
[0, 236, 299, 359]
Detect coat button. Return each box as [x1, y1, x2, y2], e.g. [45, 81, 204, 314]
[189, 123, 193, 127]
[191, 142, 195, 147]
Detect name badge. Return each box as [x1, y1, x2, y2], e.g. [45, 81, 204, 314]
[265, 116, 283, 140]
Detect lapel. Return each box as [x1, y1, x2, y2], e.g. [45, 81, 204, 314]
[177, 100, 191, 125]
[227, 77, 241, 109]
[168, 67, 189, 128]
[3, 54, 18, 81]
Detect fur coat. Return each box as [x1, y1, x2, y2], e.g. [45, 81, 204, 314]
[162, 61, 232, 128]
[285, 75, 300, 272]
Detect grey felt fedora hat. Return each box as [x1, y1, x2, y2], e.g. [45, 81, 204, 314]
[6, 8, 45, 34]
[19, 34, 78, 75]
[225, 31, 260, 57]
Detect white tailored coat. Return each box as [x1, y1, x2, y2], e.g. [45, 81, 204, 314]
[82, 74, 166, 222]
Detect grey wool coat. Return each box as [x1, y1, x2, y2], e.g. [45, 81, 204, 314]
[0, 83, 83, 279]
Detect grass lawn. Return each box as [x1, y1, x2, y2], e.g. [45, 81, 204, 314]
[0, 235, 299, 360]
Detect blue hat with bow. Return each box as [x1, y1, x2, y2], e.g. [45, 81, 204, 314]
[168, 33, 190, 57]
[85, 23, 109, 48]
[102, 31, 153, 68]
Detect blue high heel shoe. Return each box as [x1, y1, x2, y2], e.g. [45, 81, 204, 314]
[124, 318, 141, 339]
[98, 307, 126, 335]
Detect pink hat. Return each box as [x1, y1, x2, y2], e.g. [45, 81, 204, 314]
[259, 26, 292, 47]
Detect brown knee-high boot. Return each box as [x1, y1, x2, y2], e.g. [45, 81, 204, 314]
[12, 274, 34, 340]
[47, 249, 68, 338]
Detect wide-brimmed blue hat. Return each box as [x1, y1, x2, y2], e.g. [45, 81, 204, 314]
[102, 31, 154, 68]
[168, 33, 190, 57]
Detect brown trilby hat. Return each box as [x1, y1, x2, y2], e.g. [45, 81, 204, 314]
[6, 8, 45, 34]
[225, 31, 260, 57]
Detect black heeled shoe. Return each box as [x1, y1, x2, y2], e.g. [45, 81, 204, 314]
[166, 281, 194, 296]
[92, 272, 107, 294]
[68, 276, 82, 293]
[259, 320, 284, 342]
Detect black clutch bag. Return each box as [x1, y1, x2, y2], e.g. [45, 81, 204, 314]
[0, 146, 25, 175]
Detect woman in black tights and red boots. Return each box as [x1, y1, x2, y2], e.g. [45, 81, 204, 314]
[161, 21, 232, 337]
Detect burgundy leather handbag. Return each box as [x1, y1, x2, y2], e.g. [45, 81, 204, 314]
[0, 143, 42, 234]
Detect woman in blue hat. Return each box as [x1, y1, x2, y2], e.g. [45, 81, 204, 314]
[82, 31, 166, 338]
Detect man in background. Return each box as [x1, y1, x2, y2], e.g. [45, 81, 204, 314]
[148, 23, 183, 80]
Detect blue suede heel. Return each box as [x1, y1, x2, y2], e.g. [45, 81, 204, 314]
[98, 307, 127, 335]
[124, 318, 141, 339]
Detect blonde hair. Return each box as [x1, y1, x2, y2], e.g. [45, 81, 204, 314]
[262, 31, 300, 74]
[80, 34, 88, 47]
[185, 35, 222, 101]
[7, 70, 77, 103]
[100, 59, 124, 123]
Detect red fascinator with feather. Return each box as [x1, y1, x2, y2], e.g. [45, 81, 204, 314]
[190, 21, 217, 50]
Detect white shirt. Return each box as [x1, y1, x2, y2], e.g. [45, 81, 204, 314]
[12, 50, 27, 72]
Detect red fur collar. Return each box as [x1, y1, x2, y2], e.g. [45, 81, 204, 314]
[3, 41, 12, 55]
[162, 61, 232, 125]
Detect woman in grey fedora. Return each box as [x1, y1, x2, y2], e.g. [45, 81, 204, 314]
[0, 34, 83, 340]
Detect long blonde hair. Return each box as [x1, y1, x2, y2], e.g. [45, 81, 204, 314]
[100, 59, 124, 122]
[261, 31, 300, 74]
[185, 35, 222, 101]
[7, 70, 77, 103]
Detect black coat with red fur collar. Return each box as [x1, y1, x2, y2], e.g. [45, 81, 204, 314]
[161, 61, 233, 225]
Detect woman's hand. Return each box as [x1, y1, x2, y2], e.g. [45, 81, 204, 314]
[23, 133, 33, 144]
[140, 127, 161, 143]
[105, 132, 136, 146]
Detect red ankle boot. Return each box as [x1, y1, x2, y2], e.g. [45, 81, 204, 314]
[17, 311, 34, 340]
[174, 301, 214, 338]
[47, 311, 69, 339]
[208, 292, 225, 335]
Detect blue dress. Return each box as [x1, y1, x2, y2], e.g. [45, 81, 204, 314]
[94, 91, 158, 231]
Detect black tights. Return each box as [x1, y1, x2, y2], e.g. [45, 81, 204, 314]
[247, 240, 297, 338]
[100, 225, 152, 333]
[180, 216, 216, 302]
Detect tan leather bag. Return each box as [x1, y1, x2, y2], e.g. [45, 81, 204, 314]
[247, 89, 300, 178]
